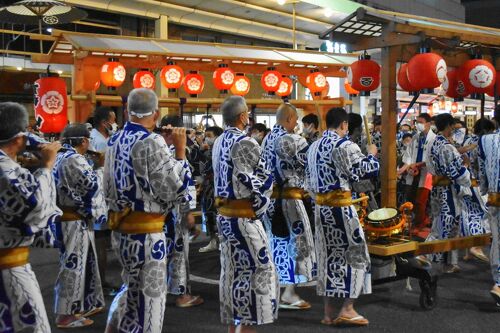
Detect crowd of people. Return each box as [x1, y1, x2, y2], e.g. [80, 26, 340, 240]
[0, 87, 499, 333]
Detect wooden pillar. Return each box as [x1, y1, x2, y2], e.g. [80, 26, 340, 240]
[155, 15, 170, 118]
[72, 56, 101, 123]
[380, 46, 398, 207]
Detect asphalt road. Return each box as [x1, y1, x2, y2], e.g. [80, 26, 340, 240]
[31, 236, 500, 333]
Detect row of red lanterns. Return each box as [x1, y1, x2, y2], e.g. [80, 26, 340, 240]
[100, 59, 328, 98]
[396, 51, 498, 100]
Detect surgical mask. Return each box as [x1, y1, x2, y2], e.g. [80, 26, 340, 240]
[431, 125, 437, 133]
[251, 133, 263, 143]
[415, 123, 425, 132]
[205, 137, 215, 146]
[303, 124, 313, 135]
[453, 128, 466, 144]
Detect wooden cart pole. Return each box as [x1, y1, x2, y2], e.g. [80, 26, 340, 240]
[380, 46, 398, 208]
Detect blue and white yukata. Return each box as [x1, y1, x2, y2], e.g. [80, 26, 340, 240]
[52, 145, 106, 316]
[305, 130, 379, 298]
[425, 134, 471, 263]
[104, 122, 191, 333]
[213, 126, 278, 326]
[0, 149, 61, 333]
[165, 145, 197, 296]
[478, 130, 500, 286]
[261, 125, 316, 285]
[460, 135, 489, 237]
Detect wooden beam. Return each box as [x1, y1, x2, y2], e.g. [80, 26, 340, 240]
[380, 46, 398, 208]
[415, 234, 491, 255]
[349, 32, 423, 51]
[0, 29, 56, 41]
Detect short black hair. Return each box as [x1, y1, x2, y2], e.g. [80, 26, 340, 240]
[326, 107, 348, 129]
[348, 113, 362, 134]
[251, 123, 267, 133]
[473, 118, 495, 136]
[302, 113, 319, 129]
[434, 113, 455, 132]
[400, 124, 411, 131]
[206, 126, 223, 137]
[93, 106, 114, 127]
[402, 133, 413, 140]
[417, 113, 432, 123]
[453, 119, 466, 128]
[160, 115, 183, 127]
[61, 123, 90, 147]
[0, 102, 28, 143]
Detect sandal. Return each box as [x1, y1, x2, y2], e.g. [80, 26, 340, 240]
[176, 295, 204, 308]
[82, 306, 104, 317]
[279, 299, 312, 310]
[56, 317, 94, 329]
[333, 315, 369, 327]
[490, 288, 500, 305]
[320, 318, 334, 325]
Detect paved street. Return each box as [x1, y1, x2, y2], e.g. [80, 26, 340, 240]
[31, 235, 500, 333]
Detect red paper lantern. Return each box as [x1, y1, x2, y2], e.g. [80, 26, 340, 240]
[347, 56, 380, 96]
[261, 67, 282, 95]
[443, 69, 469, 100]
[100, 59, 126, 89]
[344, 78, 359, 96]
[397, 63, 418, 93]
[213, 64, 235, 93]
[451, 102, 459, 113]
[133, 70, 155, 89]
[306, 69, 328, 96]
[277, 76, 293, 97]
[160, 62, 184, 91]
[461, 59, 496, 94]
[230, 73, 250, 96]
[407, 53, 447, 92]
[486, 70, 500, 97]
[33, 75, 68, 134]
[183, 71, 205, 96]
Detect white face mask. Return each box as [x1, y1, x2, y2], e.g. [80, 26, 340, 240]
[251, 133, 263, 143]
[415, 123, 425, 132]
[204, 137, 215, 146]
[431, 125, 437, 133]
[303, 124, 313, 135]
[453, 128, 466, 144]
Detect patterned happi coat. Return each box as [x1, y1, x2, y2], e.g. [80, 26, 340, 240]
[0, 149, 61, 333]
[261, 125, 316, 284]
[213, 126, 278, 326]
[478, 129, 500, 286]
[305, 130, 379, 298]
[460, 135, 489, 237]
[425, 134, 471, 262]
[104, 122, 191, 333]
[165, 145, 197, 296]
[52, 145, 106, 316]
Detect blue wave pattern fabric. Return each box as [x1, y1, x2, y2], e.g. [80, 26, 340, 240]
[425, 134, 471, 263]
[261, 126, 316, 284]
[213, 126, 278, 326]
[52, 145, 106, 317]
[478, 129, 500, 286]
[0, 150, 61, 332]
[306, 130, 378, 298]
[104, 121, 191, 333]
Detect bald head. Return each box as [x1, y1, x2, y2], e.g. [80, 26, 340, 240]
[276, 103, 298, 133]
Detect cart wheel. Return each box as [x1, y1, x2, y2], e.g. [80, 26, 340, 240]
[418, 280, 437, 310]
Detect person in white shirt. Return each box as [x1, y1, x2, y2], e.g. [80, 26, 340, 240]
[89, 106, 116, 152]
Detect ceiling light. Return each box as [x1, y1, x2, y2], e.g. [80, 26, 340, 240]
[57, 70, 63, 75]
[16, 66, 23, 71]
[277, 0, 286, 5]
[46, 28, 53, 33]
[324, 8, 333, 18]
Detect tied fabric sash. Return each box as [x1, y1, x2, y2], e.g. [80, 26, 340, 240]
[108, 207, 165, 234]
[215, 197, 256, 218]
